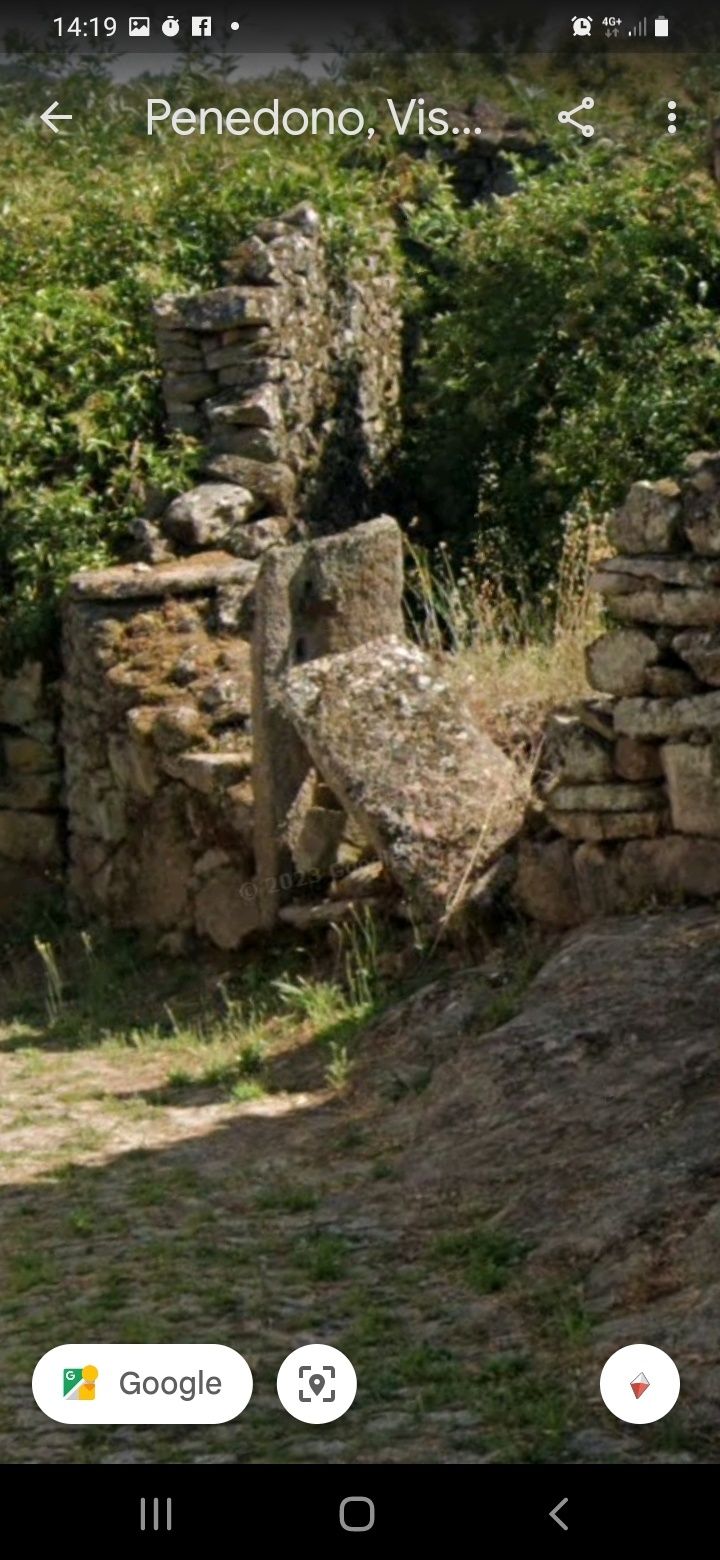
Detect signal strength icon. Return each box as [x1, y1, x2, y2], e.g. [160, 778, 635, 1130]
[628, 16, 649, 35]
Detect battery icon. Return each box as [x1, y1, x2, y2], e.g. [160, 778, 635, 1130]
[655, 15, 669, 35]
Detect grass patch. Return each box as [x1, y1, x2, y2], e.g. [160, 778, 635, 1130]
[528, 1281, 595, 1345]
[293, 1231, 351, 1283]
[6, 1252, 58, 1296]
[256, 1184, 319, 1214]
[229, 1079, 267, 1103]
[431, 1223, 529, 1294]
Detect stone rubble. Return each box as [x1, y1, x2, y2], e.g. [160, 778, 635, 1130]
[520, 451, 720, 923]
[37, 206, 403, 948]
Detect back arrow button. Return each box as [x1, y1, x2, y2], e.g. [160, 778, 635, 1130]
[41, 101, 73, 134]
[549, 1497, 569, 1531]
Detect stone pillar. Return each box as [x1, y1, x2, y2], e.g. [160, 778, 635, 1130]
[251, 515, 405, 927]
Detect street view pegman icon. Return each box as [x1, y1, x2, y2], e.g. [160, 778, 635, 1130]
[63, 1365, 98, 1401]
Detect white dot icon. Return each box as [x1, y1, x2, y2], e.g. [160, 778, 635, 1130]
[230, 20, 240, 30]
[667, 100, 677, 134]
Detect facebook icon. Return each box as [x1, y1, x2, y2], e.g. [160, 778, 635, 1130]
[191, 15, 212, 34]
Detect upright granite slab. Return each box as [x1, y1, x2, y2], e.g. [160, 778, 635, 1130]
[251, 515, 404, 927]
[280, 635, 522, 927]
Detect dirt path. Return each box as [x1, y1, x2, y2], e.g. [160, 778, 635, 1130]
[0, 923, 567, 1465]
[3, 910, 713, 1466]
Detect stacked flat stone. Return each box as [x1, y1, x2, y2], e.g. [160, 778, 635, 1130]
[148, 202, 401, 564]
[521, 452, 720, 924]
[0, 661, 61, 870]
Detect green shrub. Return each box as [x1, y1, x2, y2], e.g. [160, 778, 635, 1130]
[0, 91, 391, 665]
[3, 52, 720, 663]
[405, 133, 720, 584]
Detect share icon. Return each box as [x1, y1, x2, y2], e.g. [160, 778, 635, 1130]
[557, 96, 595, 136]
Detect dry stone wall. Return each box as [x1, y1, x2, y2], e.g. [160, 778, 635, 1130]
[59, 513, 523, 950]
[0, 203, 403, 942]
[150, 202, 401, 557]
[0, 662, 62, 872]
[62, 553, 260, 949]
[30, 200, 720, 948]
[520, 452, 720, 926]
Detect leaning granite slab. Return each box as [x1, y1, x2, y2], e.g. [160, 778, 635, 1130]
[279, 635, 523, 927]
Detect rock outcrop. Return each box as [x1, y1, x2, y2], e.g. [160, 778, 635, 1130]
[390, 906, 720, 1459]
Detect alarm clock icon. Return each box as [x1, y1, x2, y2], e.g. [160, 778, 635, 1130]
[162, 15, 180, 35]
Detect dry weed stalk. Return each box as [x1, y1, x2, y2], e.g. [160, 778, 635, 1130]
[406, 510, 609, 929]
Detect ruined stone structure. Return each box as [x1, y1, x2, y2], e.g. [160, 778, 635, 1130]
[13, 194, 720, 950]
[0, 202, 411, 944]
[62, 553, 258, 947]
[520, 453, 720, 926]
[58, 511, 519, 948]
[149, 201, 401, 548]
